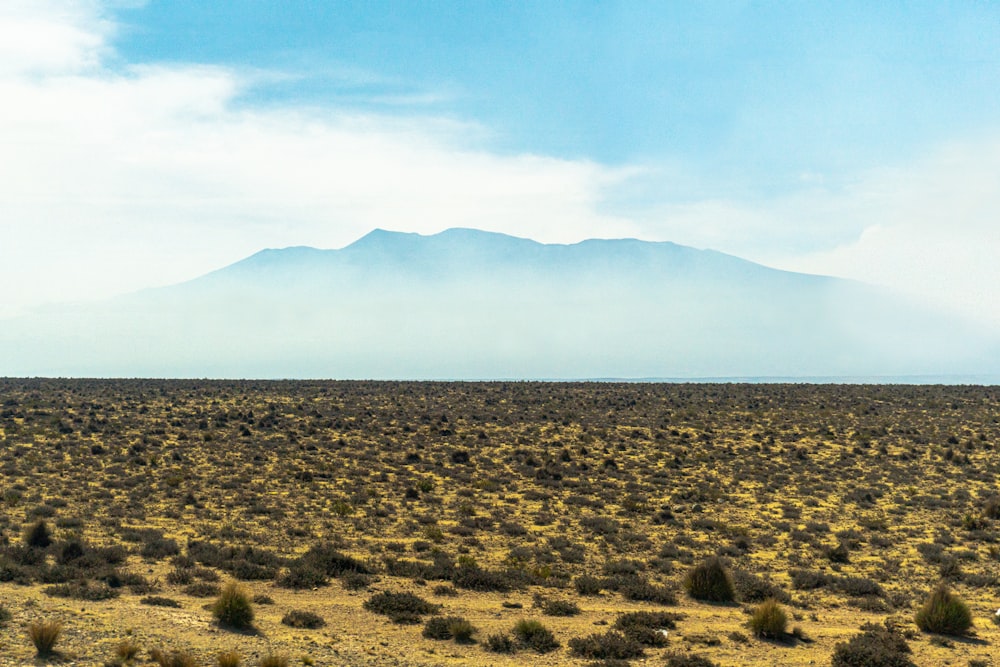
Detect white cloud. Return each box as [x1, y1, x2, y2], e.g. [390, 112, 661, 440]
[0, 2, 639, 317]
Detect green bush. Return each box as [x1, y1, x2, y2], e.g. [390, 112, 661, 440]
[831, 622, 915, 667]
[212, 582, 254, 630]
[684, 556, 735, 603]
[281, 609, 325, 629]
[363, 591, 439, 624]
[512, 619, 560, 653]
[914, 584, 972, 636]
[748, 598, 788, 639]
[568, 631, 645, 660]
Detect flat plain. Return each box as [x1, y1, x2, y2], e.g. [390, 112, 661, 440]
[0, 379, 998, 666]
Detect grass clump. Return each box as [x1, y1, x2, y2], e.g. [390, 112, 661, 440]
[363, 591, 439, 624]
[212, 582, 255, 630]
[114, 639, 141, 662]
[664, 653, 720, 667]
[831, 621, 915, 667]
[484, 633, 516, 653]
[216, 651, 241, 667]
[0, 603, 11, 626]
[257, 655, 289, 667]
[141, 596, 181, 608]
[281, 609, 325, 629]
[542, 598, 581, 616]
[914, 584, 972, 636]
[27, 620, 62, 657]
[512, 619, 560, 653]
[149, 648, 198, 667]
[568, 630, 645, 660]
[685, 556, 735, 603]
[748, 598, 788, 639]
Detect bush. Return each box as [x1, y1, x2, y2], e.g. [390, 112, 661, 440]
[542, 599, 580, 616]
[512, 619, 559, 653]
[183, 581, 221, 597]
[614, 611, 681, 646]
[212, 582, 255, 630]
[0, 603, 11, 626]
[484, 632, 516, 653]
[568, 631, 645, 660]
[149, 648, 198, 667]
[831, 622, 915, 667]
[141, 596, 181, 608]
[24, 520, 52, 548]
[114, 640, 141, 662]
[620, 578, 677, 604]
[664, 653, 720, 667]
[732, 570, 790, 603]
[257, 655, 288, 667]
[27, 620, 61, 657]
[363, 591, 439, 624]
[684, 557, 735, 602]
[748, 599, 788, 639]
[914, 584, 972, 636]
[281, 609, 325, 629]
[422, 616, 476, 642]
[574, 574, 603, 595]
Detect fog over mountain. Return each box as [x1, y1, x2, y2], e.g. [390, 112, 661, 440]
[2, 228, 995, 379]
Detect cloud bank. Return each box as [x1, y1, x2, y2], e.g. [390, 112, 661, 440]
[1, 1, 998, 336]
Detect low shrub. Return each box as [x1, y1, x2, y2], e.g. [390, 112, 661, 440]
[684, 557, 735, 603]
[212, 582, 254, 630]
[0, 603, 10, 626]
[664, 653, 720, 667]
[183, 581, 220, 597]
[732, 570, 790, 603]
[542, 599, 580, 616]
[568, 631, 645, 660]
[114, 640, 141, 662]
[363, 591, 439, 624]
[574, 574, 603, 595]
[216, 651, 241, 667]
[484, 632, 516, 653]
[257, 655, 288, 667]
[281, 609, 325, 629]
[748, 599, 788, 639]
[24, 520, 52, 549]
[914, 585, 972, 636]
[831, 621, 915, 667]
[422, 615, 476, 642]
[141, 596, 181, 608]
[613, 611, 681, 646]
[44, 581, 120, 601]
[512, 619, 560, 653]
[149, 648, 198, 667]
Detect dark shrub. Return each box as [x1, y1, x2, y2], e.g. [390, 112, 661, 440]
[512, 619, 560, 653]
[24, 520, 52, 548]
[568, 631, 644, 660]
[363, 591, 439, 624]
[613, 611, 681, 646]
[542, 599, 580, 616]
[484, 633, 516, 653]
[44, 581, 120, 601]
[341, 572, 372, 590]
[914, 585, 972, 636]
[732, 570, 790, 603]
[452, 564, 512, 592]
[0, 603, 11, 626]
[298, 542, 372, 577]
[664, 653, 720, 667]
[574, 574, 603, 595]
[831, 622, 915, 667]
[837, 576, 884, 598]
[748, 599, 788, 639]
[276, 565, 327, 589]
[281, 609, 325, 629]
[183, 581, 220, 597]
[790, 569, 832, 590]
[620, 578, 677, 605]
[141, 596, 181, 608]
[684, 557, 735, 602]
[422, 616, 476, 642]
[149, 648, 199, 667]
[212, 582, 254, 630]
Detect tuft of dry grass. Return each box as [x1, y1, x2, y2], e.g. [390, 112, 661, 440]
[27, 620, 61, 657]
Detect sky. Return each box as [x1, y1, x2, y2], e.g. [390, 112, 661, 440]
[2, 0, 1000, 330]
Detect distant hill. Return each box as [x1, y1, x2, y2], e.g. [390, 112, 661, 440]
[1, 228, 994, 379]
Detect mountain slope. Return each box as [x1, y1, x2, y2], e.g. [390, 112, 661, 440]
[0, 228, 993, 379]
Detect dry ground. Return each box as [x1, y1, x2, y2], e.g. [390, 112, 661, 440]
[0, 380, 998, 666]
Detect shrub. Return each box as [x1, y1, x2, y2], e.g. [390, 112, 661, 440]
[432, 584, 458, 596]
[568, 631, 645, 660]
[613, 611, 681, 646]
[183, 581, 221, 597]
[341, 572, 372, 590]
[257, 655, 288, 667]
[212, 582, 254, 630]
[27, 620, 61, 657]
[281, 609, 325, 629]
[914, 585, 972, 636]
[24, 520, 52, 548]
[141, 596, 181, 608]
[115, 639, 141, 662]
[684, 557, 735, 603]
[664, 653, 720, 667]
[0, 603, 12, 626]
[217, 651, 241, 667]
[574, 574, 603, 595]
[484, 632, 516, 653]
[451, 564, 512, 592]
[831, 622, 915, 667]
[748, 599, 788, 639]
[620, 578, 678, 604]
[732, 570, 790, 603]
[363, 591, 439, 624]
[542, 599, 580, 616]
[44, 581, 120, 601]
[512, 619, 559, 653]
[422, 616, 476, 642]
[149, 648, 198, 667]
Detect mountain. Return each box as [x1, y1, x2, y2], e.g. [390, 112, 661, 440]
[1, 228, 994, 379]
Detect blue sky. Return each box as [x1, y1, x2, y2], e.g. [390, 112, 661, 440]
[1, 0, 1000, 330]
